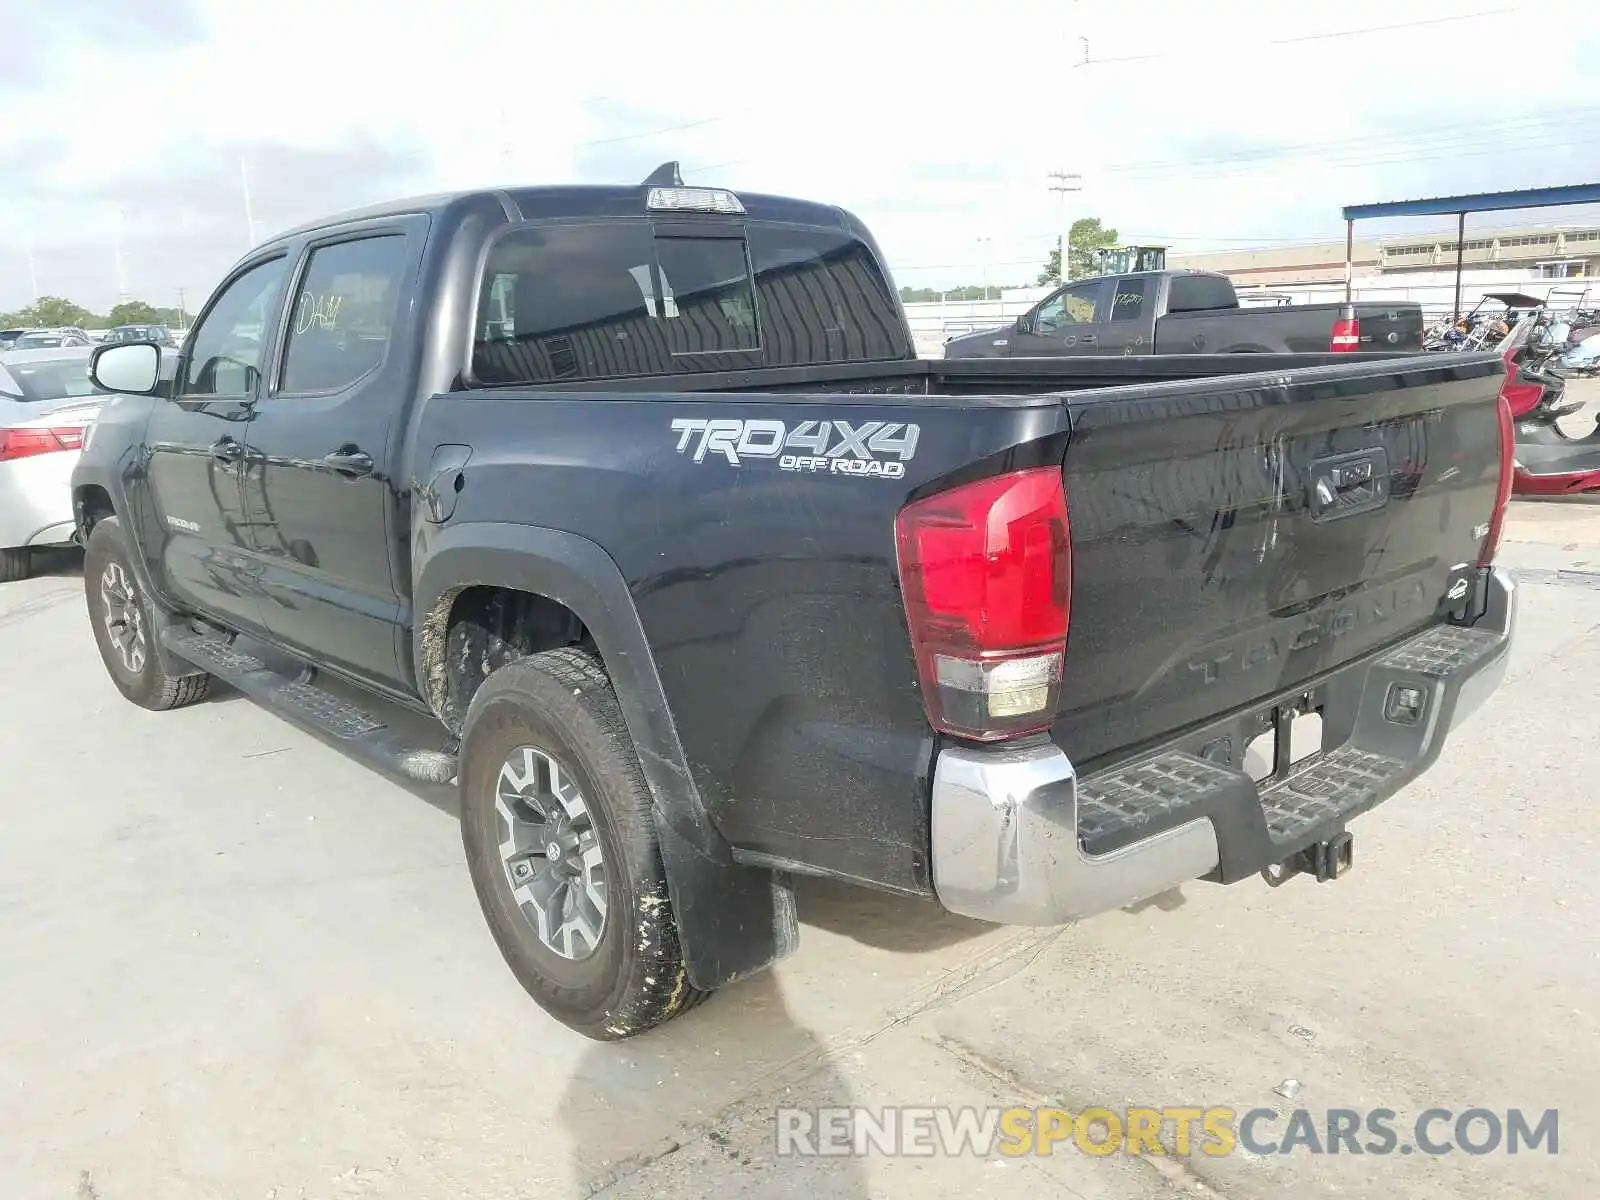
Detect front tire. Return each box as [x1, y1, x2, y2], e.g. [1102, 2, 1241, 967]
[83, 517, 211, 711]
[458, 647, 709, 1039]
[0, 547, 31, 583]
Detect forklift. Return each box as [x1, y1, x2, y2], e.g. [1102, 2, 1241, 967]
[1088, 245, 1168, 275]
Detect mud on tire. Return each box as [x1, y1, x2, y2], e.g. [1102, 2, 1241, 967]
[458, 647, 710, 1039]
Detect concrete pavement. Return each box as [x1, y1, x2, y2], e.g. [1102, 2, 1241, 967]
[2, 498, 1597, 1198]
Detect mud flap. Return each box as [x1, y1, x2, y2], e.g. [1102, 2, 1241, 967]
[654, 810, 799, 992]
[410, 524, 802, 992]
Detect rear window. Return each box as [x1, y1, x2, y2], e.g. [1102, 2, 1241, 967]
[472, 220, 906, 385]
[1167, 275, 1238, 313]
[1, 358, 108, 403]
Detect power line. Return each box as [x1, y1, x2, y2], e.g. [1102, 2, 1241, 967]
[566, 13, 1534, 182]
[573, 116, 720, 149]
[1080, 7, 1523, 66]
[1096, 107, 1600, 173]
[1275, 7, 1521, 45]
[1107, 131, 1600, 182]
[895, 258, 1048, 271]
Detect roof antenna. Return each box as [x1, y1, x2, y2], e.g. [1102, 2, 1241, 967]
[641, 161, 684, 187]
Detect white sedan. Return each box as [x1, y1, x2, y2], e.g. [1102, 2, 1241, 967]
[0, 349, 115, 582]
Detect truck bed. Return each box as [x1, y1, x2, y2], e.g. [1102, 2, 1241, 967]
[427, 350, 1507, 893]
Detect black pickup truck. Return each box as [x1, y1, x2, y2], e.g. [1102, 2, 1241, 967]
[944, 268, 1424, 358]
[74, 168, 1516, 1040]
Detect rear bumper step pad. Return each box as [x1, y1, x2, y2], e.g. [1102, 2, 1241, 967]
[929, 567, 1517, 925]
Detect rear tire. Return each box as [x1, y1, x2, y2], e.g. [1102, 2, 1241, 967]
[83, 517, 211, 711]
[0, 548, 31, 583]
[458, 647, 710, 1040]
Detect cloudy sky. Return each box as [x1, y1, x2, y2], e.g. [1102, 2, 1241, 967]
[2, 0, 1597, 314]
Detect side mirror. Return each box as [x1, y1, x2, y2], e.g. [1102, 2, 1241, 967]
[90, 342, 163, 395]
[1015, 314, 1033, 335]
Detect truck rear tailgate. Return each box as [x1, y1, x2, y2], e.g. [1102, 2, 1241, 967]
[1054, 353, 1507, 770]
[1351, 302, 1425, 352]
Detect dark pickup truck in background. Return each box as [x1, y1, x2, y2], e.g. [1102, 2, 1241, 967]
[75, 166, 1515, 1040]
[944, 268, 1425, 358]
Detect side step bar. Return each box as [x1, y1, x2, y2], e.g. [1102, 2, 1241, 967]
[162, 628, 458, 785]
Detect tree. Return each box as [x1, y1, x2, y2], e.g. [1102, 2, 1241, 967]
[3, 295, 102, 329]
[1037, 218, 1121, 286]
[106, 300, 165, 327]
[0, 295, 187, 331]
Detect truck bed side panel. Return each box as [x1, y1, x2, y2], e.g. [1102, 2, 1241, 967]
[414, 390, 1070, 893]
[1157, 303, 1424, 354]
[1054, 355, 1505, 770]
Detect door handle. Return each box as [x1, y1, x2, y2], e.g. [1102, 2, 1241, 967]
[1081, 334, 1098, 345]
[210, 437, 244, 464]
[323, 448, 374, 477]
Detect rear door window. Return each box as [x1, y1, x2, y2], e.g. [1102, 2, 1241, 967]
[277, 235, 409, 394]
[1109, 277, 1149, 322]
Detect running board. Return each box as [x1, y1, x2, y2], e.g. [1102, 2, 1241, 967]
[161, 628, 458, 785]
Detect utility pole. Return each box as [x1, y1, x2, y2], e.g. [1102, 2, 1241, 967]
[176, 288, 187, 331]
[976, 236, 992, 299]
[241, 158, 256, 248]
[1048, 171, 1083, 282]
[1051, 0, 1091, 285]
[114, 208, 129, 302]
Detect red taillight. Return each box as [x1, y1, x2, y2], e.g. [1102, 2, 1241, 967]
[894, 467, 1072, 742]
[1478, 391, 1515, 567]
[0, 426, 85, 464]
[1330, 316, 1361, 351]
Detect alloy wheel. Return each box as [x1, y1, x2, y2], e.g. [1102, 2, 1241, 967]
[494, 745, 608, 960]
[100, 561, 147, 675]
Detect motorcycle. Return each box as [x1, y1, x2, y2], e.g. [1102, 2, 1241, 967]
[1514, 398, 1600, 496]
[1501, 316, 1600, 496]
[1528, 287, 1600, 379]
[1549, 331, 1600, 379]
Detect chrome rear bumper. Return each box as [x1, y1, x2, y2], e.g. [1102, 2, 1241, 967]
[930, 566, 1518, 925]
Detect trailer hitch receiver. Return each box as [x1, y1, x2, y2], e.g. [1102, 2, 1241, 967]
[1262, 831, 1354, 887]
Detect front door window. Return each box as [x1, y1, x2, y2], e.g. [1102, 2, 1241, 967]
[179, 258, 288, 400]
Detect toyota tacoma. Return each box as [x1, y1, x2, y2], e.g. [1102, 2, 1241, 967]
[73, 165, 1516, 1040]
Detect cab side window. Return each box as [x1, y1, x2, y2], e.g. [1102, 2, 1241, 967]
[180, 257, 288, 399]
[1035, 280, 1104, 333]
[278, 236, 409, 394]
[1110, 277, 1149, 322]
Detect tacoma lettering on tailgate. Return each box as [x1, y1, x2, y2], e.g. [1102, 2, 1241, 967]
[1186, 577, 1432, 686]
[670, 418, 920, 479]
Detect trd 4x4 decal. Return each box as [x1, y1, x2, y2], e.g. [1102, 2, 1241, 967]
[670, 418, 921, 479]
